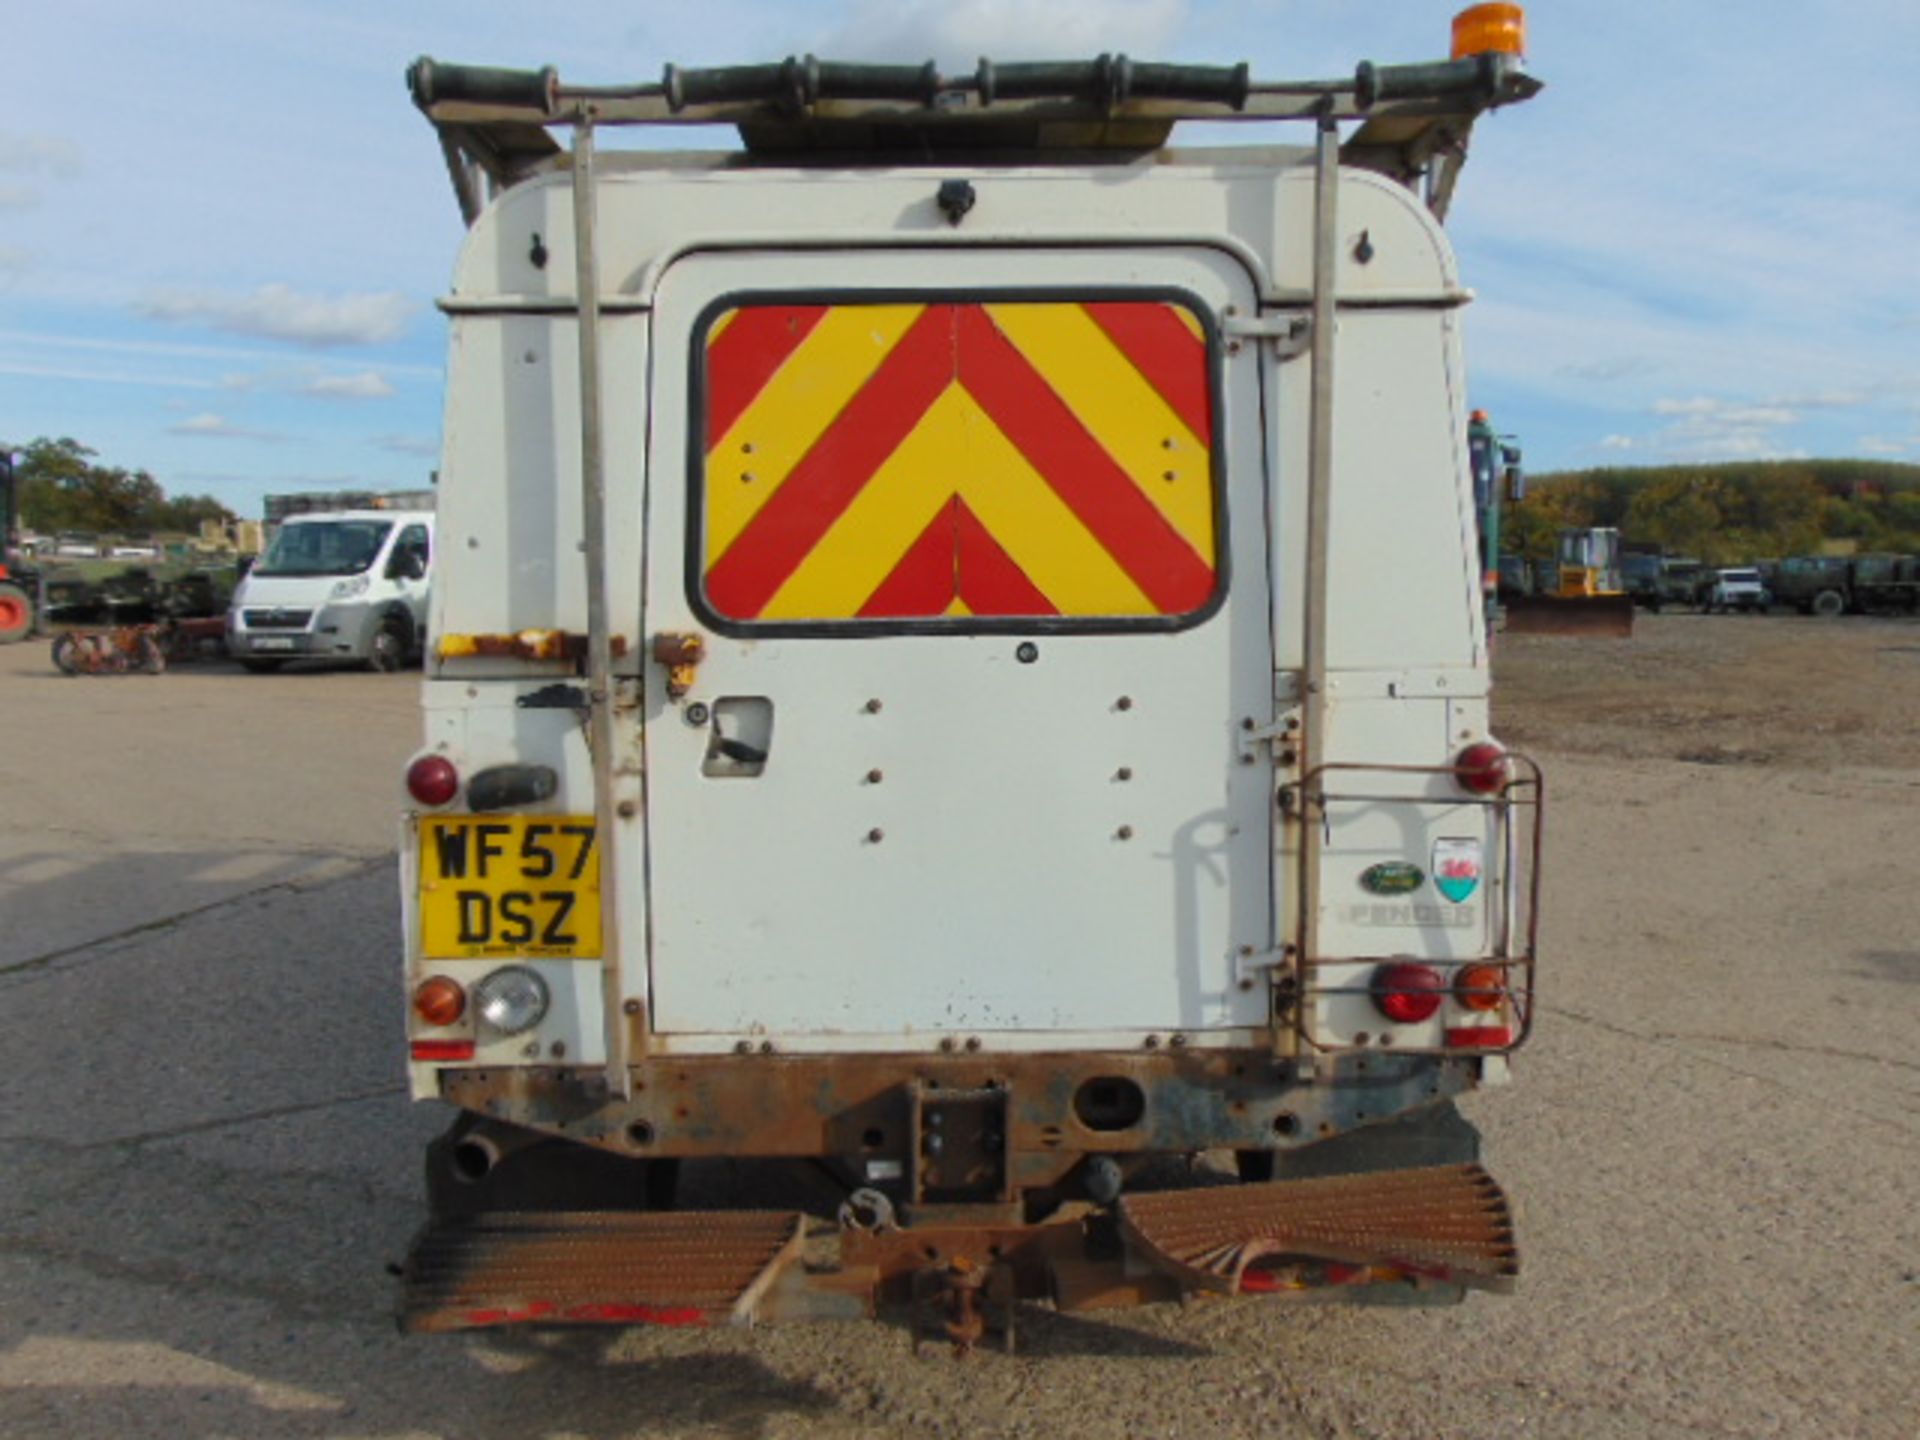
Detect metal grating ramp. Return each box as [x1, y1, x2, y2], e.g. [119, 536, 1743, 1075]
[1117, 1163, 1518, 1295]
[401, 1210, 807, 1332]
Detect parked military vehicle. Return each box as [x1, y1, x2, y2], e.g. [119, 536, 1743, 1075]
[1772, 552, 1920, 616]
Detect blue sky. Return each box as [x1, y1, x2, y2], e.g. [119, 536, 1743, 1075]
[6, 1, 1918, 517]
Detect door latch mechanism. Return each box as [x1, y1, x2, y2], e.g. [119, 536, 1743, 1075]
[650, 632, 704, 699]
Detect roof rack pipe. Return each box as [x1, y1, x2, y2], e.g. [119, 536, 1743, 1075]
[410, 52, 1540, 126]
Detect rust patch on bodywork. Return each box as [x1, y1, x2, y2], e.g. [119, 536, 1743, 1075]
[439, 630, 630, 662]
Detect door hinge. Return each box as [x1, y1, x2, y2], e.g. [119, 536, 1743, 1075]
[1222, 312, 1311, 361]
[1239, 706, 1303, 760]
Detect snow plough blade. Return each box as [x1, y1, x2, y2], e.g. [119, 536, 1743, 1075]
[1502, 594, 1636, 637]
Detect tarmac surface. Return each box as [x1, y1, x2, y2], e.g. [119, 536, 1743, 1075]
[1, 616, 1915, 1439]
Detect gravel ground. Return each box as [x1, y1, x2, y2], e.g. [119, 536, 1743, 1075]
[0, 615, 1915, 1439]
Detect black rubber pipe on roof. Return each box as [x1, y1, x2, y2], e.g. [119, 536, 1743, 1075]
[1353, 54, 1494, 109]
[408, 57, 556, 113]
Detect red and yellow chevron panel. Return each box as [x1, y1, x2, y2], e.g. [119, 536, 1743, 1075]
[699, 299, 1216, 623]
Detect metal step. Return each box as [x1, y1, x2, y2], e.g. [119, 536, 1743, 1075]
[400, 1209, 807, 1332]
[1117, 1162, 1518, 1296]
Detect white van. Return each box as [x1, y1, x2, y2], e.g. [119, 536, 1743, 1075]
[227, 509, 434, 672]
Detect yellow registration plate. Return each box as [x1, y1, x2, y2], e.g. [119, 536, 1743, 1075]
[418, 816, 601, 959]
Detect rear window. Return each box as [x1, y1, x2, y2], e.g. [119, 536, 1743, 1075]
[691, 295, 1221, 633]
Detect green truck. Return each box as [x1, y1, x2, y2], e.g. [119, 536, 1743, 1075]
[1771, 553, 1920, 616]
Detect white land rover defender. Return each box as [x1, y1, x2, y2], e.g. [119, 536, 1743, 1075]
[396, 4, 1544, 1342]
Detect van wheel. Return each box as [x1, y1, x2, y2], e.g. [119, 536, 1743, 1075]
[1811, 589, 1846, 618]
[368, 617, 410, 672]
[239, 658, 284, 674]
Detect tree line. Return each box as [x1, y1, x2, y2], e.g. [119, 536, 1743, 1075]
[2, 437, 234, 537]
[1506, 459, 1920, 567]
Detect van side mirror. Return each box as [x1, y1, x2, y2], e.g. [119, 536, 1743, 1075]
[391, 549, 427, 581]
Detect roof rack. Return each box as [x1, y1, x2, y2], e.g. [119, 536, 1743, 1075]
[408, 50, 1542, 226]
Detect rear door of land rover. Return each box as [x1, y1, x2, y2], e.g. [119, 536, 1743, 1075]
[642, 245, 1273, 1046]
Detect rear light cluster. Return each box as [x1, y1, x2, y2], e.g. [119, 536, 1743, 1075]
[1452, 741, 1510, 796]
[1368, 961, 1513, 1041]
[407, 754, 460, 807]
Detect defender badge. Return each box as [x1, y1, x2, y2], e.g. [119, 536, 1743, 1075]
[1360, 861, 1425, 896]
[1432, 838, 1482, 903]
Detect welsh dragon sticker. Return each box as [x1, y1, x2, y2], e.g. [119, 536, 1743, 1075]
[1432, 837, 1482, 903]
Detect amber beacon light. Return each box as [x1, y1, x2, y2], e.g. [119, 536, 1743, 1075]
[1452, 3, 1527, 59]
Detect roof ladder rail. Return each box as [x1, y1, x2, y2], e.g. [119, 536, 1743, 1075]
[1287, 100, 1340, 1060]
[567, 106, 632, 1098]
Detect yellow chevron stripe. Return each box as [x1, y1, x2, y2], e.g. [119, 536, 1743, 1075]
[759, 383, 965, 619]
[951, 389, 1154, 615]
[705, 303, 924, 564]
[765, 384, 1152, 618]
[983, 303, 1213, 559]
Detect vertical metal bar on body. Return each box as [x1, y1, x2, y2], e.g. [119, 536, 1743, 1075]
[569, 110, 629, 1096]
[1290, 104, 1340, 1055]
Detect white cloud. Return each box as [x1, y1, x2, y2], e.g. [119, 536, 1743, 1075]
[1859, 435, 1914, 456]
[0, 359, 217, 390]
[167, 413, 284, 442]
[815, 0, 1187, 65]
[301, 370, 395, 400]
[1601, 434, 1634, 451]
[372, 433, 439, 458]
[0, 184, 40, 213]
[0, 131, 81, 177]
[0, 246, 31, 275]
[133, 284, 417, 349]
[1647, 395, 1810, 461]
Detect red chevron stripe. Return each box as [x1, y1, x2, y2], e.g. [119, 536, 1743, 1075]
[704, 304, 828, 450]
[857, 500, 957, 617]
[956, 306, 1215, 614]
[855, 498, 1061, 618]
[954, 499, 1058, 615]
[705, 304, 956, 618]
[1083, 301, 1211, 446]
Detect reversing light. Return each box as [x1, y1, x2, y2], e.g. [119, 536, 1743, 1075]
[1451, 3, 1526, 60]
[1454, 963, 1507, 1013]
[407, 754, 460, 807]
[473, 965, 550, 1037]
[412, 975, 466, 1027]
[1453, 741, 1510, 796]
[1370, 963, 1446, 1024]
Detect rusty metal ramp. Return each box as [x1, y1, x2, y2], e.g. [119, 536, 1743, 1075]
[401, 1210, 807, 1332]
[1117, 1163, 1518, 1296]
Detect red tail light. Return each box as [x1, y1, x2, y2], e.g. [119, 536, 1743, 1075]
[1370, 963, 1446, 1024]
[407, 754, 460, 807]
[1452, 741, 1510, 796]
[1446, 1025, 1513, 1049]
[410, 1038, 476, 1062]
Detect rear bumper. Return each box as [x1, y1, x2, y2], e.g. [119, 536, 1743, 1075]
[435, 1049, 1486, 1184]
